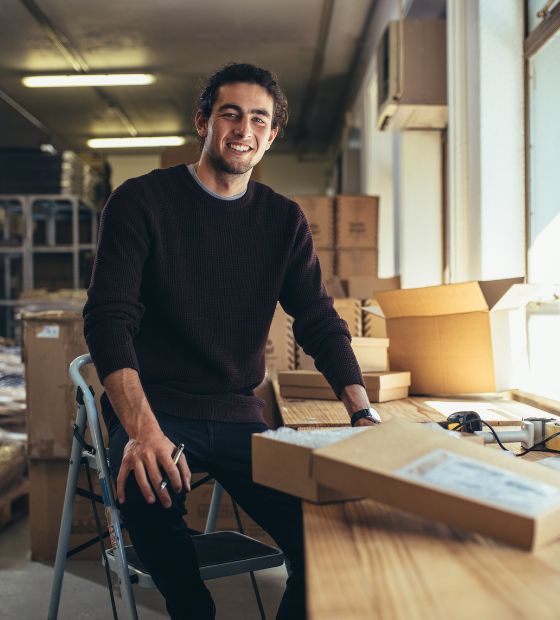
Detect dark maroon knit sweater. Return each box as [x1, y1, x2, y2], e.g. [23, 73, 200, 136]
[83, 164, 364, 424]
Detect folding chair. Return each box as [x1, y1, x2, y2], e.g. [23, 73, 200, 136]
[48, 354, 284, 620]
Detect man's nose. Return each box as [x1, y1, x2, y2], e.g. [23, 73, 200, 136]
[234, 116, 252, 138]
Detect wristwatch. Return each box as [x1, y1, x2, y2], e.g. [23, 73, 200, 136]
[351, 407, 381, 427]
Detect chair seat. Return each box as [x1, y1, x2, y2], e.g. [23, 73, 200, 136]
[105, 531, 284, 587]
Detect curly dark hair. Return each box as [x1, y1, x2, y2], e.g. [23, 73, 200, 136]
[196, 63, 289, 134]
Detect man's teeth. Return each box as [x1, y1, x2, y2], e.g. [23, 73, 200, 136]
[228, 143, 251, 152]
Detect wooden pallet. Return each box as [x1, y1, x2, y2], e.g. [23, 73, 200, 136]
[0, 479, 29, 530]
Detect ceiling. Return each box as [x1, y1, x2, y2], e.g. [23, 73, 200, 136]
[0, 0, 381, 155]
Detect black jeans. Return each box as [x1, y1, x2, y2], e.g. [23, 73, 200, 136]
[109, 413, 306, 620]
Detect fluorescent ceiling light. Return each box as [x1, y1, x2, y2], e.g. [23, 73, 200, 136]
[22, 74, 155, 88]
[87, 136, 186, 149]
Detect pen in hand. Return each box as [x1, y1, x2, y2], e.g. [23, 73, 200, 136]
[160, 443, 185, 491]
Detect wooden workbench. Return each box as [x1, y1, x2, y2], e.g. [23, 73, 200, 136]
[273, 385, 560, 619]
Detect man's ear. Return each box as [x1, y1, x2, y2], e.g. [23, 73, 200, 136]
[194, 109, 208, 139]
[266, 126, 279, 150]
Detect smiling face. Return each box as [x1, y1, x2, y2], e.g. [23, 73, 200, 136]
[195, 82, 278, 176]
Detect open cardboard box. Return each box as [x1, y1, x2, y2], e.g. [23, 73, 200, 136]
[278, 369, 410, 402]
[374, 279, 544, 394]
[312, 418, 560, 550]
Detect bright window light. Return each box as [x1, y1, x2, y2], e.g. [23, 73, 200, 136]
[87, 136, 185, 149]
[22, 74, 155, 88]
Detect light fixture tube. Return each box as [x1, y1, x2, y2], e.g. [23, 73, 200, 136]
[22, 74, 155, 88]
[87, 136, 186, 148]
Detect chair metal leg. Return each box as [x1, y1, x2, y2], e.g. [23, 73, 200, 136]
[205, 481, 224, 533]
[47, 403, 87, 620]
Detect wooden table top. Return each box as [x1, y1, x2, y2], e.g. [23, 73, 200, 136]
[273, 384, 560, 619]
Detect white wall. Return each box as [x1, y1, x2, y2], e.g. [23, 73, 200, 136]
[107, 153, 162, 190]
[258, 153, 331, 196]
[447, 0, 525, 282]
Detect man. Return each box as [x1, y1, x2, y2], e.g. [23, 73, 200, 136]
[84, 63, 380, 620]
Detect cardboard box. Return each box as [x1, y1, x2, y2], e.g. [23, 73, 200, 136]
[337, 249, 378, 278]
[29, 459, 130, 560]
[265, 305, 295, 376]
[313, 418, 560, 550]
[297, 336, 389, 372]
[253, 428, 365, 503]
[316, 249, 335, 280]
[22, 311, 104, 460]
[344, 275, 400, 300]
[375, 279, 534, 395]
[278, 370, 410, 402]
[293, 196, 334, 248]
[363, 299, 386, 338]
[352, 337, 389, 371]
[336, 195, 378, 249]
[186, 475, 275, 546]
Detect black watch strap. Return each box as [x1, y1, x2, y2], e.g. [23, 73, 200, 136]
[351, 408, 377, 427]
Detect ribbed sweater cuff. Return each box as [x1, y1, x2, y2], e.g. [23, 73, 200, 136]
[87, 330, 140, 383]
[317, 334, 365, 399]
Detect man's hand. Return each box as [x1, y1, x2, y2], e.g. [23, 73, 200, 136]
[117, 430, 191, 509]
[354, 416, 380, 427]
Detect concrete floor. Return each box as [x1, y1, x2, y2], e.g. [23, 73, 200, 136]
[0, 516, 287, 619]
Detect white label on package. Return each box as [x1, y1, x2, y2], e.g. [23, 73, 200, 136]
[37, 325, 60, 339]
[395, 449, 560, 516]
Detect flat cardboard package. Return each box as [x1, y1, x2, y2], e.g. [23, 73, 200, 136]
[29, 459, 130, 560]
[293, 196, 334, 248]
[297, 336, 388, 373]
[253, 428, 364, 503]
[344, 275, 400, 300]
[278, 370, 410, 402]
[23, 311, 104, 460]
[265, 304, 295, 376]
[336, 195, 378, 249]
[313, 418, 560, 550]
[375, 278, 535, 394]
[337, 249, 378, 278]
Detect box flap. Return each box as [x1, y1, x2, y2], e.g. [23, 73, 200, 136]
[478, 277, 524, 310]
[376, 282, 489, 318]
[362, 302, 385, 318]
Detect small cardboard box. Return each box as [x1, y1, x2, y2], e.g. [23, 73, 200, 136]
[336, 195, 378, 249]
[278, 370, 410, 402]
[344, 275, 400, 300]
[252, 428, 365, 503]
[337, 249, 378, 278]
[293, 196, 334, 247]
[297, 336, 388, 373]
[375, 279, 536, 394]
[313, 418, 560, 550]
[22, 311, 104, 460]
[265, 304, 295, 376]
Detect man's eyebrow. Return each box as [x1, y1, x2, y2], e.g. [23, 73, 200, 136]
[217, 103, 271, 118]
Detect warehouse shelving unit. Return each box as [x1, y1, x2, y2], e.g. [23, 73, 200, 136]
[0, 195, 98, 337]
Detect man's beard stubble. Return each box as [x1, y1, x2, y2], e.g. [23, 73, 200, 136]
[207, 150, 254, 176]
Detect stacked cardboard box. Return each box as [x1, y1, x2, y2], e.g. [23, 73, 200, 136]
[293, 196, 335, 280]
[336, 196, 379, 279]
[23, 311, 105, 560]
